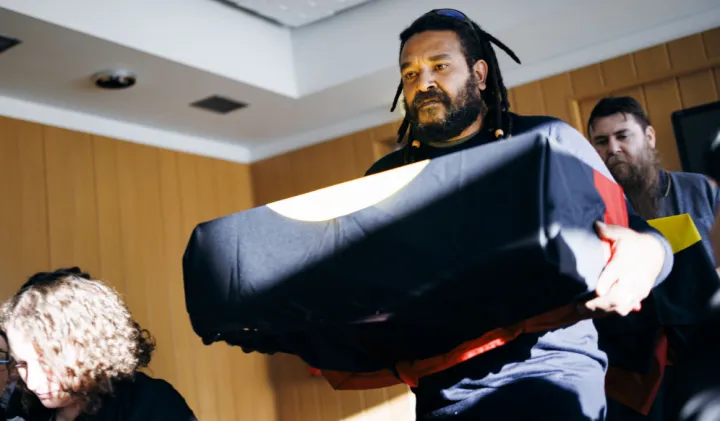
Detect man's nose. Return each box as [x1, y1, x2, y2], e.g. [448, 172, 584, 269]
[607, 138, 622, 154]
[417, 70, 437, 92]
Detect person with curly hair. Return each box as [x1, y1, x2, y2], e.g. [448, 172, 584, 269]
[0, 267, 197, 421]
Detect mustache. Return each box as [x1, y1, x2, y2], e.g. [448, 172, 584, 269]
[411, 90, 451, 109]
[606, 154, 631, 167]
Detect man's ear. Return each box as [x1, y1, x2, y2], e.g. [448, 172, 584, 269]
[473, 60, 488, 91]
[645, 125, 657, 149]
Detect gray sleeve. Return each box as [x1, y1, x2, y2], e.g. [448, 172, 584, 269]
[711, 178, 720, 216]
[546, 120, 674, 286]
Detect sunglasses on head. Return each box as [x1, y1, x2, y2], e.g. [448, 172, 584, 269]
[426, 9, 473, 24]
[426, 9, 484, 54]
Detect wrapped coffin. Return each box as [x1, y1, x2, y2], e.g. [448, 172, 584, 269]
[182, 130, 627, 374]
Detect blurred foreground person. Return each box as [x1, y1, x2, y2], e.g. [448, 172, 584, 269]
[0, 267, 197, 421]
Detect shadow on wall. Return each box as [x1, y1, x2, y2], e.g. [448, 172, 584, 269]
[266, 353, 414, 421]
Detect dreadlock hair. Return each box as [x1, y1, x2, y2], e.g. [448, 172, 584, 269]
[392, 11, 521, 163]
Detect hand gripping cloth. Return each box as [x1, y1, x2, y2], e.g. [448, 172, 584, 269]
[182, 130, 627, 378]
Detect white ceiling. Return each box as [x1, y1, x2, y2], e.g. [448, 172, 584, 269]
[0, 0, 719, 164]
[222, 0, 378, 28]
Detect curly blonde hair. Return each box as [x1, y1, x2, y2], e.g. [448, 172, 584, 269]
[0, 267, 155, 414]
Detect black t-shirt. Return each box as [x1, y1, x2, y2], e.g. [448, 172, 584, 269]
[84, 372, 196, 421]
[3, 373, 196, 421]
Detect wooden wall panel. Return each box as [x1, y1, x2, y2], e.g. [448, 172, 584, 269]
[43, 127, 101, 275]
[635, 45, 671, 80]
[93, 137, 128, 294]
[643, 79, 685, 171]
[539, 73, 575, 123]
[600, 54, 637, 89]
[268, 353, 413, 421]
[251, 121, 399, 205]
[676, 70, 716, 107]
[667, 34, 707, 71]
[569, 64, 605, 98]
[704, 27, 720, 59]
[512, 81, 546, 116]
[0, 115, 274, 421]
[0, 119, 49, 301]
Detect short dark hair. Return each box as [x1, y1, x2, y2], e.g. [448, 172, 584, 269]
[390, 10, 520, 162]
[587, 96, 652, 135]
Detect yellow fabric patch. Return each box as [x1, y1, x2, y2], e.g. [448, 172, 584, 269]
[648, 214, 702, 254]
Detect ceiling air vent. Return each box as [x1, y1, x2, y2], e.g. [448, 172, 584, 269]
[0, 34, 21, 55]
[190, 95, 248, 115]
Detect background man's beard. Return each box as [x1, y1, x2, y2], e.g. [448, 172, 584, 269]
[405, 77, 485, 144]
[608, 147, 661, 220]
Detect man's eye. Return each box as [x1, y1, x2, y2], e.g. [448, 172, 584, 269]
[403, 72, 416, 80]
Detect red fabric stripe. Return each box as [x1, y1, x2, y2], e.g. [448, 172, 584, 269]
[593, 169, 669, 414]
[314, 302, 591, 390]
[605, 330, 669, 415]
[593, 169, 628, 228]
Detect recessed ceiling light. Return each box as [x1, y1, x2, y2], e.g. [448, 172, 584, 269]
[92, 69, 137, 90]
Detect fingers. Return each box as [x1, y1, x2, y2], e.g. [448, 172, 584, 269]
[588, 256, 644, 315]
[595, 258, 618, 296]
[601, 239, 612, 263]
[585, 284, 640, 316]
[585, 264, 645, 316]
[595, 221, 619, 240]
[587, 221, 652, 316]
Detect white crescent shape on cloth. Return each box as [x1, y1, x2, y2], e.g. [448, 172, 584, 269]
[267, 160, 430, 222]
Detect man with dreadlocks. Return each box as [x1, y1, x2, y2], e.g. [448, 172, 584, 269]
[365, 9, 674, 420]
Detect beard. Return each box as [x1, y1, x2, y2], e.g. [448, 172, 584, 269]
[404, 75, 485, 144]
[606, 143, 661, 220]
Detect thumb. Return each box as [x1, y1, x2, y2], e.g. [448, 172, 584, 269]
[595, 221, 619, 240]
